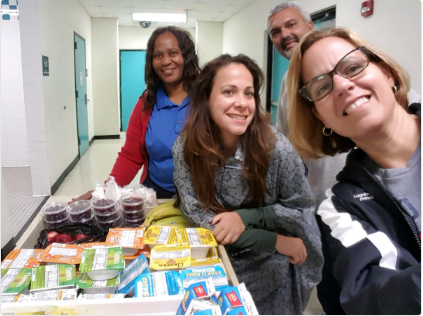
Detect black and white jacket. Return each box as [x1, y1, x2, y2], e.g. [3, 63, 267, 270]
[316, 114, 421, 314]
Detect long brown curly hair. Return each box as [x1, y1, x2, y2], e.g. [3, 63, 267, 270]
[180, 54, 276, 213]
[143, 26, 200, 112]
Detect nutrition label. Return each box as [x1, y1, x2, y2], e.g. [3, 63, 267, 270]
[153, 248, 190, 259]
[120, 231, 136, 247]
[45, 265, 59, 288]
[152, 272, 168, 296]
[49, 247, 78, 257]
[9, 249, 34, 268]
[1, 269, 20, 293]
[186, 228, 201, 245]
[92, 248, 107, 270]
[156, 227, 171, 244]
[1, 260, 12, 269]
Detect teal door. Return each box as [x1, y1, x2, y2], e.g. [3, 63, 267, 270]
[120, 50, 146, 131]
[74, 33, 89, 156]
[271, 47, 290, 125]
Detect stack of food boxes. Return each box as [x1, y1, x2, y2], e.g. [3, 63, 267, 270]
[1, 225, 258, 315]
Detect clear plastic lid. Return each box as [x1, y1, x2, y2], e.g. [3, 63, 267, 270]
[42, 201, 67, 215]
[67, 200, 91, 215]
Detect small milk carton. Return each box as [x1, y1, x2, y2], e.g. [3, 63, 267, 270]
[176, 278, 218, 315]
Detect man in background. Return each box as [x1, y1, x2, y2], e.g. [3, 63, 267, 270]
[267, 1, 347, 208]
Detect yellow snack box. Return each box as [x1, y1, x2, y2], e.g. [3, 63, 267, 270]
[181, 227, 217, 259]
[39, 243, 83, 265]
[144, 226, 179, 247]
[1, 249, 42, 269]
[105, 228, 145, 255]
[150, 244, 191, 270]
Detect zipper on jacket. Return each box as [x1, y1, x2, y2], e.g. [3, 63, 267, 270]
[360, 165, 421, 248]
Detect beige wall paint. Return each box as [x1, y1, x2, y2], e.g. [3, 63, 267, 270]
[222, 0, 421, 95]
[91, 18, 120, 136]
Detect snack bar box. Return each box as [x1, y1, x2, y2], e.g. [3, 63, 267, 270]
[3, 199, 239, 315]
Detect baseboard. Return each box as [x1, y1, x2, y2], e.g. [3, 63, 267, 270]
[93, 135, 120, 140]
[1, 237, 16, 261]
[50, 155, 80, 195]
[89, 137, 95, 146]
[14, 196, 50, 244]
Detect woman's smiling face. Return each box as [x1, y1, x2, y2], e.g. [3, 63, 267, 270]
[208, 62, 256, 147]
[302, 37, 396, 140]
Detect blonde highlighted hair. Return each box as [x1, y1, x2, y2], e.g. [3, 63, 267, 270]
[287, 27, 411, 159]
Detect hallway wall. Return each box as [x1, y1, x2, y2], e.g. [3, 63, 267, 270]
[1, 10, 29, 167]
[18, 0, 92, 195]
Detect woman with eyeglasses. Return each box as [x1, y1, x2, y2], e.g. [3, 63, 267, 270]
[288, 27, 421, 314]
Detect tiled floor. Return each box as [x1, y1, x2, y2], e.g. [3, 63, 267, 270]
[6, 132, 324, 314]
[2, 166, 48, 238]
[50, 133, 142, 203]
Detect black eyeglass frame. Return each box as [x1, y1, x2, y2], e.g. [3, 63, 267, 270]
[299, 46, 370, 103]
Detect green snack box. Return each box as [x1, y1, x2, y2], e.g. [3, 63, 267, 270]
[79, 246, 125, 281]
[30, 264, 76, 292]
[1, 268, 32, 295]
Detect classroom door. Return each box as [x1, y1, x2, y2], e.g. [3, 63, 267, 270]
[270, 48, 290, 125]
[120, 50, 146, 132]
[74, 33, 89, 156]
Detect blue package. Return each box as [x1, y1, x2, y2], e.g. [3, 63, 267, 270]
[218, 286, 244, 314]
[134, 271, 184, 298]
[117, 253, 148, 295]
[176, 279, 217, 315]
[181, 265, 229, 292]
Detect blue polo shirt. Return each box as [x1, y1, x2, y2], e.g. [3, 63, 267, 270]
[145, 85, 190, 192]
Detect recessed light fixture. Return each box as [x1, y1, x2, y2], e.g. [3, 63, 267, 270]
[133, 12, 187, 24]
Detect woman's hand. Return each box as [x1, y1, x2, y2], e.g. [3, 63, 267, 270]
[211, 212, 245, 245]
[69, 190, 94, 204]
[275, 235, 307, 265]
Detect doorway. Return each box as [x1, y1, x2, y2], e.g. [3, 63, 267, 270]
[120, 50, 147, 132]
[266, 6, 336, 125]
[74, 33, 89, 156]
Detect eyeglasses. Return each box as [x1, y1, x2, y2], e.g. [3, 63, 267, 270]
[299, 46, 370, 103]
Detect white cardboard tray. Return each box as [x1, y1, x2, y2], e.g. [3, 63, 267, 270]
[4, 199, 239, 315]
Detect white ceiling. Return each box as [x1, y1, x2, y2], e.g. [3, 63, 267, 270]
[77, 0, 256, 29]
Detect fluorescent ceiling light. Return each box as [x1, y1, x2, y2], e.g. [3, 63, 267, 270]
[133, 13, 187, 23]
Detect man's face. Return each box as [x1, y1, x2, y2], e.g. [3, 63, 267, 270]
[268, 7, 314, 59]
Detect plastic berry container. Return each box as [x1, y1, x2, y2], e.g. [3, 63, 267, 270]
[121, 196, 144, 213]
[94, 209, 120, 222]
[96, 217, 122, 231]
[91, 198, 119, 215]
[69, 212, 96, 226]
[121, 210, 145, 221]
[122, 216, 145, 228]
[67, 200, 92, 222]
[41, 201, 68, 222]
[44, 215, 70, 229]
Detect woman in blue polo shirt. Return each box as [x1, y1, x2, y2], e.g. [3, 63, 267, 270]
[72, 26, 200, 200]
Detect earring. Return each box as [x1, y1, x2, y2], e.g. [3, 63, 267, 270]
[323, 127, 333, 136]
[392, 85, 398, 94]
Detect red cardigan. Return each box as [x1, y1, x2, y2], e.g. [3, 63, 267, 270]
[110, 93, 151, 187]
